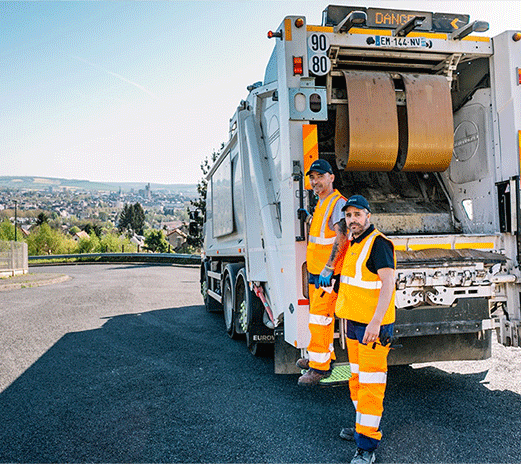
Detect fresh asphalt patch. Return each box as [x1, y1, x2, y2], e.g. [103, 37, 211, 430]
[0, 264, 520, 463]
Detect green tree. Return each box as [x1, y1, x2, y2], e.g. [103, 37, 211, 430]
[75, 233, 100, 254]
[187, 149, 220, 248]
[133, 203, 146, 235]
[26, 223, 75, 255]
[82, 223, 102, 238]
[144, 229, 168, 253]
[99, 233, 122, 253]
[0, 219, 16, 241]
[118, 202, 146, 235]
[35, 212, 48, 226]
[118, 204, 132, 233]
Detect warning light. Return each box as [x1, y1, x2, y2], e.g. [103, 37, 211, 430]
[513, 32, 521, 42]
[293, 56, 303, 75]
[295, 17, 304, 28]
[267, 30, 282, 39]
[518, 67, 521, 86]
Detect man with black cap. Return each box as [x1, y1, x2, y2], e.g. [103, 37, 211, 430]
[296, 159, 348, 386]
[335, 195, 396, 464]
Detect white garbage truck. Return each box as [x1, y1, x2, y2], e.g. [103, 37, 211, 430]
[200, 4, 521, 373]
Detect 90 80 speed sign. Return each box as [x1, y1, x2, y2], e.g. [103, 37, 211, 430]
[308, 32, 331, 76]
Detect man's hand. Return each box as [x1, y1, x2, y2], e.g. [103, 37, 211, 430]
[362, 319, 381, 345]
[298, 208, 312, 225]
[318, 265, 334, 287]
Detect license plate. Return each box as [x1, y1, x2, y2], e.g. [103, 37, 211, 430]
[374, 35, 432, 48]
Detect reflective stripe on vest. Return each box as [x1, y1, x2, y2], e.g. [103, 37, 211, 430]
[309, 236, 336, 245]
[339, 275, 382, 290]
[310, 191, 340, 244]
[345, 230, 379, 287]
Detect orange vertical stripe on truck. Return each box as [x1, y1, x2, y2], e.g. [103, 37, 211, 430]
[519, 130, 521, 168]
[303, 124, 319, 190]
[285, 18, 292, 41]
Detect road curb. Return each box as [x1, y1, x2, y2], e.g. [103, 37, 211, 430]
[0, 274, 71, 291]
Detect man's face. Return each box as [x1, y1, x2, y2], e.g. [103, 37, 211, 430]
[344, 206, 370, 237]
[308, 171, 334, 197]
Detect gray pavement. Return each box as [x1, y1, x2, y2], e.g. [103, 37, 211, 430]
[0, 264, 520, 463]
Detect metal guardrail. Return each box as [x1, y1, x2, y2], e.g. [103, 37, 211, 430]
[28, 252, 201, 264]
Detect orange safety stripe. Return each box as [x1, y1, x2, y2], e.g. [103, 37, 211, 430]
[285, 18, 292, 41]
[302, 124, 319, 190]
[519, 130, 521, 169]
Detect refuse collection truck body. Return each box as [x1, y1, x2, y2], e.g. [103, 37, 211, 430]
[200, 4, 521, 373]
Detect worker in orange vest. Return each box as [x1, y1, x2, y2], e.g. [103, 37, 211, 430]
[297, 159, 348, 386]
[335, 195, 396, 464]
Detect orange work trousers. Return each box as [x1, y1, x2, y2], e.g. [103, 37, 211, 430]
[307, 283, 337, 372]
[346, 320, 393, 452]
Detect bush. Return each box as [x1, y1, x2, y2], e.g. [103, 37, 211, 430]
[75, 233, 100, 254]
[26, 223, 76, 255]
[144, 229, 168, 253]
[98, 233, 122, 253]
[0, 219, 16, 241]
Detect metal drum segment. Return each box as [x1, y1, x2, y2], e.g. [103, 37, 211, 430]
[335, 71, 399, 171]
[400, 73, 454, 172]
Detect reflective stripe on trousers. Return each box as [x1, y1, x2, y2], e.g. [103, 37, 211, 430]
[307, 283, 337, 371]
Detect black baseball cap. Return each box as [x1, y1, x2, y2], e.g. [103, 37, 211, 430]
[342, 195, 371, 213]
[306, 159, 333, 175]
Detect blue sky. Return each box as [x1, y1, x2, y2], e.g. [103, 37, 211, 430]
[1, 1, 520, 185]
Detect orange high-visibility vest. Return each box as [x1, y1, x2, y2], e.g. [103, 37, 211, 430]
[306, 189, 344, 275]
[336, 228, 396, 324]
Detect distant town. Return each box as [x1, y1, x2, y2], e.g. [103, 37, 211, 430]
[0, 176, 199, 253]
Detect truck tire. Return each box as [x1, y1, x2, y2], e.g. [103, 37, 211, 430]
[235, 268, 273, 356]
[222, 264, 244, 339]
[222, 272, 236, 338]
[202, 263, 221, 313]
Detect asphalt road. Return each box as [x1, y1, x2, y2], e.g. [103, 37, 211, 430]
[0, 264, 520, 463]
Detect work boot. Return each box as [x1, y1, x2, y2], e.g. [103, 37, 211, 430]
[350, 448, 376, 464]
[296, 358, 309, 370]
[297, 368, 331, 386]
[339, 427, 355, 441]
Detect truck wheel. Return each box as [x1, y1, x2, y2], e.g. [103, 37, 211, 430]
[222, 273, 237, 338]
[203, 263, 222, 313]
[235, 268, 250, 336]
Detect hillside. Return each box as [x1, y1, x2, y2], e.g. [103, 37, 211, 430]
[0, 176, 197, 195]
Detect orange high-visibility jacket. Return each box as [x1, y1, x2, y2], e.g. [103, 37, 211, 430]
[306, 189, 344, 275]
[336, 228, 396, 324]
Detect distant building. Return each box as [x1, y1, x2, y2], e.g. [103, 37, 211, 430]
[161, 220, 183, 231]
[166, 228, 187, 250]
[130, 234, 145, 250]
[73, 231, 90, 241]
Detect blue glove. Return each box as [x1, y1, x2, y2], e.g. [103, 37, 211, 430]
[318, 265, 334, 287]
[298, 208, 311, 223]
